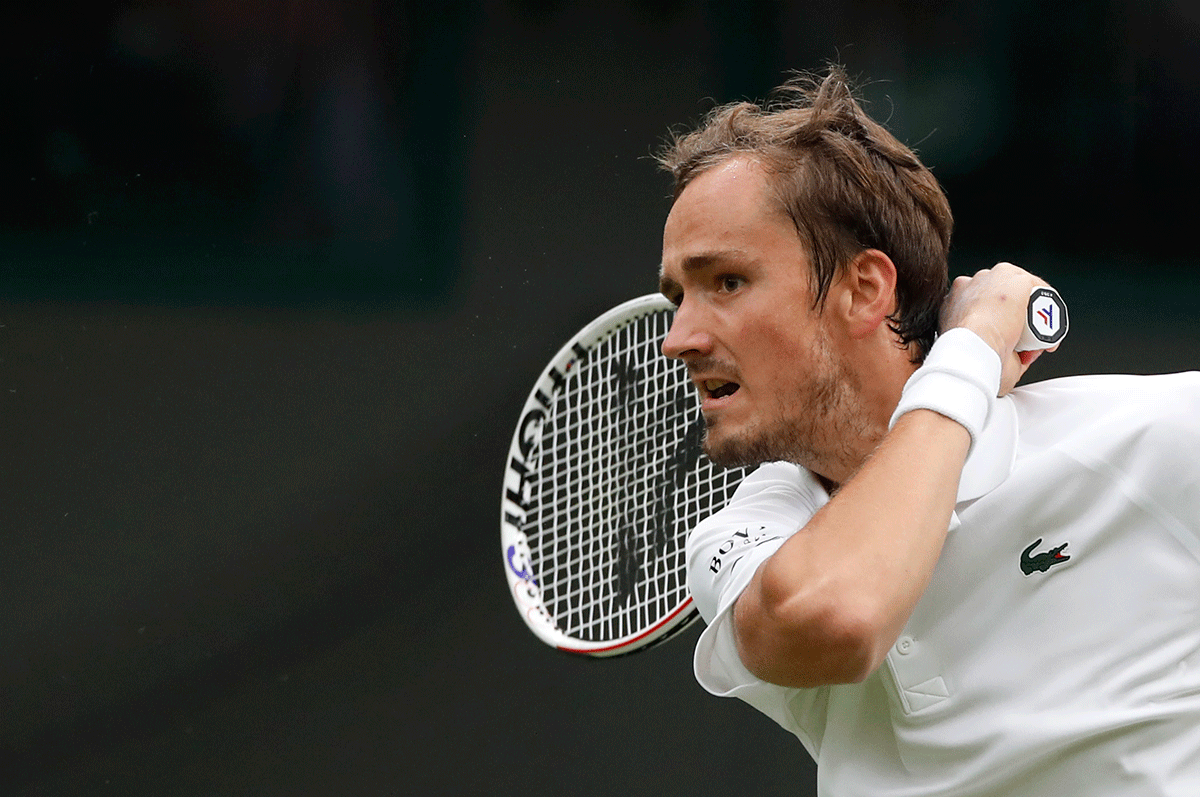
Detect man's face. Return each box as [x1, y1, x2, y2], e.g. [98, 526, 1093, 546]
[659, 156, 863, 475]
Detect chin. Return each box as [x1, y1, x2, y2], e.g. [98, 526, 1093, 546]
[702, 425, 775, 469]
[702, 413, 828, 471]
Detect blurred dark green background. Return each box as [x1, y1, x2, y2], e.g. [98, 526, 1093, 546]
[3, 1, 1198, 795]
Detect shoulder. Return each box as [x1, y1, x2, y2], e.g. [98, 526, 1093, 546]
[1010, 373, 1200, 513]
[686, 462, 827, 552]
[1010, 372, 1200, 442]
[1013, 370, 1200, 401]
[685, 462, 829, 623]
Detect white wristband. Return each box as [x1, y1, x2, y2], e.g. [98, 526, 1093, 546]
[889, 328, 1002, 452]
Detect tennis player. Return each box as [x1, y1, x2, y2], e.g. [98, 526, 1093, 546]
[657, 66, 1200, 795]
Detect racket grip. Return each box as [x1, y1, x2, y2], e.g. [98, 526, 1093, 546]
[1016, 286, 1068, 352]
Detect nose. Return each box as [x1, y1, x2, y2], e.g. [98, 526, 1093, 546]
[661, 300, 713, 360]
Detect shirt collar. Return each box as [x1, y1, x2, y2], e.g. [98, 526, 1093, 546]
[957, 395, 1019, 503]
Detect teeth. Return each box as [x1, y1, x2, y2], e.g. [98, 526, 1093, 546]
[703, 379, 728, 391]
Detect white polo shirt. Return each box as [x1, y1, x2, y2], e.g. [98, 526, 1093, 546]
[687, 371, 1200, 797]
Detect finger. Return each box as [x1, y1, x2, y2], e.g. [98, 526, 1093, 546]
[1001, 350, 1037, 396]
[999, 353, 1024, 397]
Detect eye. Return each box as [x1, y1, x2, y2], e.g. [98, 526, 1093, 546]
[718, 275, 745, 294]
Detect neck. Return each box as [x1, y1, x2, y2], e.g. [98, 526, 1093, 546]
[816, 338, 919, 487]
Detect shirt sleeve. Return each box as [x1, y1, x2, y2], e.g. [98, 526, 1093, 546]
[685, 462, 828, 701]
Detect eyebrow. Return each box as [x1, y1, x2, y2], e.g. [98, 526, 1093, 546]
[658, 250, 749, 296]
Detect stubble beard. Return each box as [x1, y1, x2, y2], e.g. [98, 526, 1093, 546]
[702, 337, 867, 478]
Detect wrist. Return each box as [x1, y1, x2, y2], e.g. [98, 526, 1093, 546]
[948, 320, 1006, 360]
[889, 328, 1002, 452]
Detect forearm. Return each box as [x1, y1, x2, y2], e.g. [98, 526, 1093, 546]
[733, 408, 970, 687]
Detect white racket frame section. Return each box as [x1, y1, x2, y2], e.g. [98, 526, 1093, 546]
[500, 294, 744, 657]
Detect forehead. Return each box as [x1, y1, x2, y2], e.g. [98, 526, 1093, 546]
[660, 156, 797, 278]
[665, 156, 775, 233]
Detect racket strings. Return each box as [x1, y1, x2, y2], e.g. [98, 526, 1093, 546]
[520, 309, 747, 643]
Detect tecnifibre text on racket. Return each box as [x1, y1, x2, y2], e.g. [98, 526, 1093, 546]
[500, 294, 750, 657]
[500, 287, 1067, 658]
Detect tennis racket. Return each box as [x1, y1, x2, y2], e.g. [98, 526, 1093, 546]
[501, 286, 1067, 658]
[499, 294, 750, 657]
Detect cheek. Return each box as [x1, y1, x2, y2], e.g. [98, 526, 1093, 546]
[735, 326, 817, 406]
[741, 320, 815, 373]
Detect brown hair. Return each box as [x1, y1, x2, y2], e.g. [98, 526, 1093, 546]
[656, 65, 952, 360]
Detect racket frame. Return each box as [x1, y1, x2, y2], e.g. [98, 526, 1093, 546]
[500, 294, 709, 657]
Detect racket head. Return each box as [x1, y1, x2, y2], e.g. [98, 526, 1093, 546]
[500, 294, 748, 657]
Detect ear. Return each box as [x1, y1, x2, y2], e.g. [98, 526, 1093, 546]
[830, 249, 898, 340]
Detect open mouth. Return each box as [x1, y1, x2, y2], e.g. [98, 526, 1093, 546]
[703, 379, 740, 400]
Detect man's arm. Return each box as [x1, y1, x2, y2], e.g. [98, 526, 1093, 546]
[732, 263, 1049, 688]
[733, 409, 968, 686]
